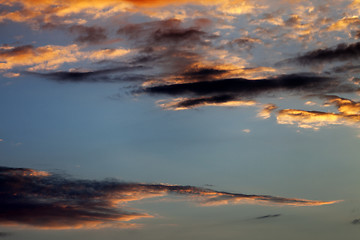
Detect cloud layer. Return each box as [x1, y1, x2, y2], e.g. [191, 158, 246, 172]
[0, 166, 338, 229]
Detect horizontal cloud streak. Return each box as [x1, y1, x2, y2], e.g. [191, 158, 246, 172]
[140, 73, 339, 97]
[0, 44, 131, 71]
[157, 95, 257, 110]
[281, 41, 360, 66]
[0, 166, 338, 229]
[27, 65, 146, 82]
[255, 214, 281, 220]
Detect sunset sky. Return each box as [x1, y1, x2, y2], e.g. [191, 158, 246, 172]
[1, 0, 360, 239]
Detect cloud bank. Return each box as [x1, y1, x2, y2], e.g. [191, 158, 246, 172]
[0, 166, 338, 229]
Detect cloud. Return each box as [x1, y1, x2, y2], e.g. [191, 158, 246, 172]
[352, 218, 360, 224]
[255, 214, 281, 220]
[140, 73, 338, 97]
[328, 16, 360, 31]
[281, 41, 360, 66]
[0, 44, 82, 71]
[229, 37, 262, 51]
[0, 166, 338, 229]
[257, 104, 278, 119]
[332, 64, 360, 73]
[27, 65, 146, 82]
[116, 18, 239, 86]
[276, 95, 360, 130]
[0, 232, 11, 238]
[69, 25, 108, 44]
[0, 44, 131, 73]
[157, 95, 256, 110]
[0, 0, 257, 25]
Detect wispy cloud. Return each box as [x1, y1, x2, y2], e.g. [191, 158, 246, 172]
[257, 104, 278, 119]
[281, 41, 360, 66]
[0, 44, 131, 73]
[157, 95, 256, 110]
[0, 166, 338, 229]
[255, 214, 281, 220]
[27, 65, 146, 82]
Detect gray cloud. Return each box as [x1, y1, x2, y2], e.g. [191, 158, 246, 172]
[0, 232, 11, 238]
[280, 41, 360, 66]
[255, 214, 281, 220]
[25, 65, 147, 82]
[352, 219, 360, 224]
[140, 73, 340, 97]
[69, 25, 108, 44]
[0, 166, 338, 229]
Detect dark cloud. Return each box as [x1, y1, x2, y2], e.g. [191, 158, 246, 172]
[255, 214, 281, 220]
[151, 28, 206, 44]
[171, 95, 238, 109]
[0, 232, 11, 238]
[332, 64, 360, 73]
[356, 31, 360, 39]
[140, 73, 340, 97]
[281, 41, 360, 65]
[284, 15, 300, 26]
[176, 67, 230, 83]
[117, 18, 216, 76]
[69, 25, 108, 44]
[0, 166, 336, 229]
[26, 66, 146, 82]
[0, 45, 34, 57]
[117, 18, 212, 47]
[230, 37, 261, 51]
[352, 219, 360, 224]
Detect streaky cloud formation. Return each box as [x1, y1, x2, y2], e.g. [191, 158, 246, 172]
[27, 65, 146, 82]
[0, 166, 338, 229]
[255, 214, 281, 220]
[157, 95, 256, 110]
[282, 41, 360, 66]
[0, 44, 131, 72]
[140, 73, 338, 97]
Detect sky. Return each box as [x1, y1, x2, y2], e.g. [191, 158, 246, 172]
[1, 0, 360, 239]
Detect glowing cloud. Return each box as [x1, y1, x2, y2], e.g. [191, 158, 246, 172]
[0, 44, 130, 72]
[276, 95, 360, 130]
[0, 0, 258, 25]
[257, 104, 278, 119]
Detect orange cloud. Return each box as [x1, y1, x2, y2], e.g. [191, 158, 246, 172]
[0, 0, 257, 24]
[276, 95, 360, 130]
[328, 16, 360, 31]
[257, 104, 278, 119]
[0, 44, 81, 71]
[277, 109, 347, 130]
[0, 44, 130, 72]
